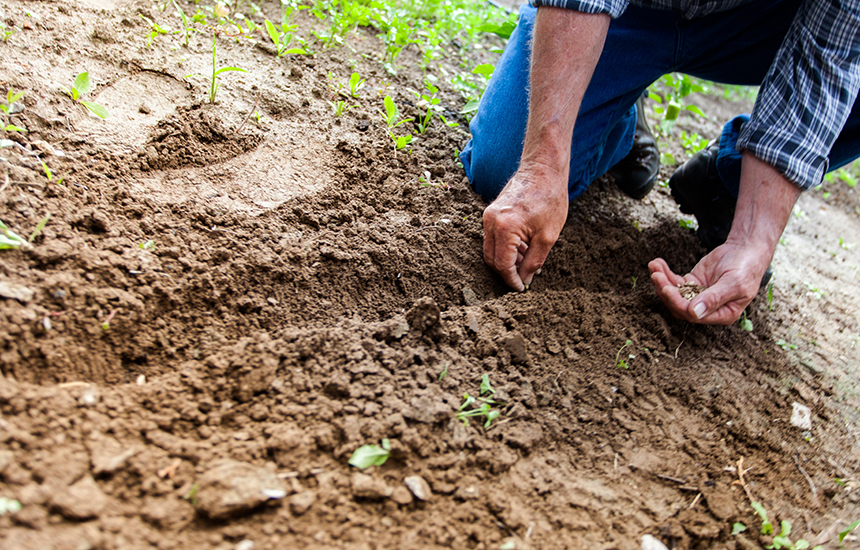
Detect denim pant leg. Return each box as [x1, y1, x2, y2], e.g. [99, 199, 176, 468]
[460, 4, 676, 204]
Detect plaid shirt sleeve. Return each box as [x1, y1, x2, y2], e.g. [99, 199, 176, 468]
[530, 0, 629, 19]
[737, 0, 860, 190]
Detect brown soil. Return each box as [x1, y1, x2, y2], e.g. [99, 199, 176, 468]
[2, 1, 859, 549]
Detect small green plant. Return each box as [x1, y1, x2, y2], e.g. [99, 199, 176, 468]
[840, 519, 860, 543]
[264, 18, 306, 57]
[776, 338, 797, 351]
[188, 39, 247, 104]
[60, 72, 110, 119]
[329, 99, 353, 117]
[2, 87, 26, 132]
[139, 240, 155, 250]
[0, 497, 22, 515]
[749, 502, 822, 550]
[456, 374, 502, 428]
[615, 339, 634, 369]
[767, 282, 774, 310]
[349, 439, 391, 469]
[739, 312, 753, 332]
[802, 281, 824, 300]
[140, 14, 176, 48]
[379, 95, 411, 129]
[438, 362, 449, 381]
[649, 73, 707, 136]
[839, 237, 856, 250]
[411, 80, 443, 134]
[731, 522, 747, 535]
[348, 72, 366, 98]
[40, 161, 64, 185]
[101, 309, 118, 331]
[679, 218, 696, 230]
[183, 482, 200, 506]
[1, 21, 18, 42]
[680, 130, 708, 156]
[172, 0, 198, 47]
[29, 213, 50, 243]
[0, 220, 29, 250]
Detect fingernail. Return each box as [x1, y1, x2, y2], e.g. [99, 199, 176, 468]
[693, 302, 707, 319]
[535, 268, 541, 276]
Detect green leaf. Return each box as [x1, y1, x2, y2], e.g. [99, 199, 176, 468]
[282, 48, 307, 55]
[74, 72, 91, 96]
[9, 90, 24, 104]
[0, 220, 27, 250]
[471, 63, 495, 78]
[4, 124, 26, 132]
[794, 540, 810, 550]
[384, 95, 397, 123]
[29, 213, 50, 242]
[751, 502, 773, 535]
[769, 535, 792, 549]
[839, 519, 860, 542]
[476, 21, 516, 39]
[685, 104, 707, 118]
[79, 101, 110, 119]
[348, 442, 390, 469]
[213, 66, 247, 76]
[480, 374, 495, 395]
[484, 409, 499, 428]
[665, 102, 680, 121]
[264, 19, 279, 48]
[731, 523, 747, 535]
[460, 98, 479, 114]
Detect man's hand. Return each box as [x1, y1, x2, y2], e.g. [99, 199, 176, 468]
[650, 152, 801, 324]
[480, 8, 609, 291]
[483, 164, 569, 291]
[649, 241, 770, 324]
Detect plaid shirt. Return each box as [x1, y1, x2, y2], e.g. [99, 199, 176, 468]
[531, 0, 860, 190]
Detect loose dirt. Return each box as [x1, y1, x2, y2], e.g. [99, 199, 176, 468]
[1, 1, 859, 549]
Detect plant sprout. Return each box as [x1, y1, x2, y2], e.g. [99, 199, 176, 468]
[187, 39, 247, 104]
[349, 439, 390, 469]
[348, 72, 365, 98]
[615, 339, 634, 369]
[0, 220, 29, 250]
[60, 72, 110, 119]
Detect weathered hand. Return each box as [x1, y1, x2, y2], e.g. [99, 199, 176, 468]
[649, 240, 772, 325]
[482, 165, 569, 292]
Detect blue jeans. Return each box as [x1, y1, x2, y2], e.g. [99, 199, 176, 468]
[461, 0, 860, 203]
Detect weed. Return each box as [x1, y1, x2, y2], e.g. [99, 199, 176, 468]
[631, 276, 637, 290]
[60, 72, 110, 119]
[140, 14, 176, 48]
[379, 95, 411, 129]
[2, 87, 26, 132]
[187, 39, 247, 104]
[739, 312, 753, 332]
[329, 99, 353, 117]
[679, 218, 696, 230]
[349, 439, 391, 469]
[839, 237, 856, 249]
[615, 339, 634, 369]
[0, 21, 18, 42]
[183, 482, 200, 506]
[776, 339, 797, 351]
[348, 72, 366, 98]
[0, 220, 29, 250]
[767, 282, 774, 310]
[840, 519, 860, 543]
[802, 281, 824, 300]
[649, 73, 707, 136]
[29, 213, 50, 243]
[438, 362, 449, 381]
[731, 523, 747, 535]
[139, 240, 155, 250]
[264, 16, 306, 57]
[456, 374, 502, 428]
[172, 0, 198, 47]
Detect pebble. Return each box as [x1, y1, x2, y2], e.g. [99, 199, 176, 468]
[390, 486, 413, 505]
[351, 473, 393, 500]
[0, 282, 35, 303]
[235, 540, 254, 550]
[289, 491, 316, 515]
[790, 402, 812, 430]
[195, 460, 287, 520]
[641, 534, 669, 550]
[50, 476, 108, 520]
[403, 475, 432, 501]
[462, 287, 480, 306]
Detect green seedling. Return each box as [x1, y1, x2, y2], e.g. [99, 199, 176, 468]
[349, 439, 390, 469]
[680, 130, 708, 156]
[752, 502, 773, 535]
[615, 339, 634, 369]
[101, 309, 118, 331]
[264, 18, 306, 57]
[839, 237, 856, 249]
[379, 95, 411, 129]
[631, 276, 637, 289]
[2, 87, 26, 131]
[60, 72, 110, 119]
[776, 339, 797, 351]
[172, 0, 198, 47]
[411, 81, 442, 134]
[183, 482, 200, 506]
[480, 373, 495, 395]
[40, 161, 63, 185]
[140, 14, 176, 48]
[0, 497, 22, 515]
[477, 20, 516, 39]
[139, 240, 155, 250]
[29, 213, 50, 243]
[471, 63, 495, 80]
[348, 72, 366, 98]
[840, 519, 860, 543]
[438, 362, 449, 381]
[739, 312, 753, 332]
[731, 522, 747, 535]
[679, 218, 695, 230]
[649, 73, 707, 136]
[767, 282, 774, 310]
[0, 220, 29, 250]
[329, 100, 353, 117]
[802, 281, 824, 300]
[1, 21, 18, 42]
[456, 374, 503, 428]
[188, 39, 247, 104]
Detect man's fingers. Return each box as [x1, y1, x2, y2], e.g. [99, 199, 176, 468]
[689, 278, 752, 325]
[519, 233, 553, 286]
[648, 258, 688, 286]
[490, 236, 526, 292]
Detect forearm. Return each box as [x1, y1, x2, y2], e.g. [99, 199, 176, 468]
[521, 8, 609, 177]
[727, 152, 802, 259]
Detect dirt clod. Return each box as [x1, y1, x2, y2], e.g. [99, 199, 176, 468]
[195, 460, 287, 520]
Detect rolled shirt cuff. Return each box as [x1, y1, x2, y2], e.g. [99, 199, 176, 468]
[530, 0, 628, 19]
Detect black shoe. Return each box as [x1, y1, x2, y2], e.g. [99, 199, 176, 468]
[669, 143, 773, 288]
[608, 96, 660, 200]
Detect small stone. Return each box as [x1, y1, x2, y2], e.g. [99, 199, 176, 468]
[0, 281, 35, 303]
[50, 476, 108, 520]
[289, 491, 315, 515]
[462, 287, 480, 306]
[235, 540, 254, 550]
[351, 473, 393, 500]
[403, 475, 432, 501]
[641, 534, 669, 550]
[454, 484, 480, 500]
[500, 331, 528, 363]
[790, 402, 812, 430]
[136, 375, 146, 385]
[390, 486, 413, 505]
[195, 460, 288, 520]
